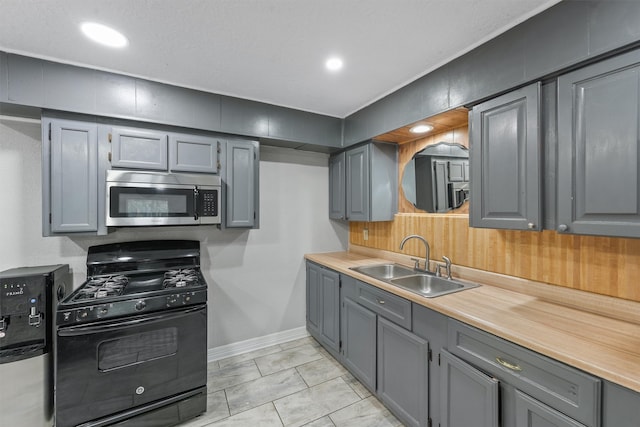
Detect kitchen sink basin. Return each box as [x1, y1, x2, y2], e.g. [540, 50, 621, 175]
[350, 263, 416, 280]
[390, 274, 479, 298]
[350, 263, 479, 298]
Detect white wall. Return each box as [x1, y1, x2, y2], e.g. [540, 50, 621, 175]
[0, 117, 348, 348]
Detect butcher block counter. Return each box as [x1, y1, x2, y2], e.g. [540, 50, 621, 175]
[305, 245, 640, 394]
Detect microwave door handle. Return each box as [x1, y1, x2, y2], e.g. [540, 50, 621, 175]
[193, 188, 199, 221]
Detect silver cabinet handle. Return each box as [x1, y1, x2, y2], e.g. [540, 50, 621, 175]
[527, 222, 535, 229]
[557, 224, 568, 232]
[377, 299, 385, 305]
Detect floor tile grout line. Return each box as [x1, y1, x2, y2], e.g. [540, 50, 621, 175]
[271, 400, 287, 427]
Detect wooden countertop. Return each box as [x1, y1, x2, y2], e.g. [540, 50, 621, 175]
[305, 247, 640, 394]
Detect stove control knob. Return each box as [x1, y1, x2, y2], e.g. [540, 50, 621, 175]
[135, 300, 146, 311]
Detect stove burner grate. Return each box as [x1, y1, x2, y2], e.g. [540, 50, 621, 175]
[163, 269, 199, 289]
[74, 275, 129, 300]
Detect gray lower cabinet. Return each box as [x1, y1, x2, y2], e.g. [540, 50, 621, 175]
[377, 317, 429, 427]
[329, 140, 397, 221]
[341, 294, 377, 391]
[470, 82, 542, 231]
[440, 349, 499, 427]
[341, 276, 428, 426]
[447, 319, 600, 427]
[42, 116, 100, 235]
[557, 47, 640, 238]
[515, 390, 587, 427]
[223, 139, 259, 228]
[602, 381, 640, 427]
[305, 262, 340, 357]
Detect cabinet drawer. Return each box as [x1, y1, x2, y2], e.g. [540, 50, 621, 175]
[448, 320, 600, 427]
[355, 281, 411, 329]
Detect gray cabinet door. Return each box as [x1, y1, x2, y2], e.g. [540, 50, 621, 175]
[470, 82, 541, 231]
[341, 296, 377, 392]
[329, 152, 346, 220]
[306, 263, 322, 338]
[169, 134, 220, 174]
[225, 140, 258, 228]
[377, 317, 429, 427]
[557, 48, 640, 238]
[345, 144, 370, 221]
[434, 160, 449, 213]
[48, 118, 98, 233]
[440, 349, 499, 427]
[515, 390, 587, 427]
[448, 161, 465, 182]
[319, 269, 340, 355]
[110, 126, 168, 170]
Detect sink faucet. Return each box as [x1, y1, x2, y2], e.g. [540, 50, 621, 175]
[399, 234, 431, 273]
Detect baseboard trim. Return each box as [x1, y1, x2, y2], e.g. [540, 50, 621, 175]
[207, 326, 310, 362]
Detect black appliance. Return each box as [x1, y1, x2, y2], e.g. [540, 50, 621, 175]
[0, 264, 71, 426]
[55, 240, 208, 427]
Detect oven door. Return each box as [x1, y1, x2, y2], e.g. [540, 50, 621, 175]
[107, 182, 198, 226]
[55, 305, 207, 427]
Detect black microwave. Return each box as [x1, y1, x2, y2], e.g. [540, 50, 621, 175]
[106, 170, 221, 226]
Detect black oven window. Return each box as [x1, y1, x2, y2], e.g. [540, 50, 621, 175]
[97, 327, 178, 371]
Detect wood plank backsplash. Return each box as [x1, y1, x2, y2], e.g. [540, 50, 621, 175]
[350, 214, 640, 302]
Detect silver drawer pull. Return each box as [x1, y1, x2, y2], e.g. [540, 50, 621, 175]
[377, 299, 385, 305]
[496, 357, 522, 372]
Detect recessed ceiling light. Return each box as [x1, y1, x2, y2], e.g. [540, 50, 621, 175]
[410, 124, 434, 134]
[81, 22, 128, 48]
[325, 57, 343, 72]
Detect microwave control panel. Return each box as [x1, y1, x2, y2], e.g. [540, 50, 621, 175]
[199, 190, 218, 217]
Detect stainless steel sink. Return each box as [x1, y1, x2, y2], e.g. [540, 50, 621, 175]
[350, 263, 479, 298]
[390, 274, 479, 298]
[350, 263, 416, 280]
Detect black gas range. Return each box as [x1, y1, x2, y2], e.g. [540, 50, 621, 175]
[55, 240, 208, 427]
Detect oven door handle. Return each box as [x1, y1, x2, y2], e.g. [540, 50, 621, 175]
[57, 305, 205, 336]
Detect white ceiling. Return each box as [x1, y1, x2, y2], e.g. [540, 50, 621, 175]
[0, 0, 561, 118]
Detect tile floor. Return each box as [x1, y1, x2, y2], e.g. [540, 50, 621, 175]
[178, 336, 404, 427]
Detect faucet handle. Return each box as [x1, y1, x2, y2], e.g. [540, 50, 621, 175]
[437, 256, 452, 279]
[410, 258, 422, 270]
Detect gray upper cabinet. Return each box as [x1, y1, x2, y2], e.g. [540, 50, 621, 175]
[345, 144, 370, 221]
[111, 126, 222, 174]
[110, 126, 168, 171]
[470, 82, 542, 231]
[328, 152, 346, 219]
[169, 133, 220, 174]
[223, 139, 259, 228]
[557, 48, 640, 238]
[335, 141, 397, 222]
[440, 349, 499, 427]
[43, 117, 98, 234]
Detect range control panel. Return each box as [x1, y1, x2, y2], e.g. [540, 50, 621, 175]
[57, 289, 207, 326]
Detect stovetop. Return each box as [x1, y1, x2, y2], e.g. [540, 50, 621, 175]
[57, 240, 208, 327]
[68, 268, 205, 303]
